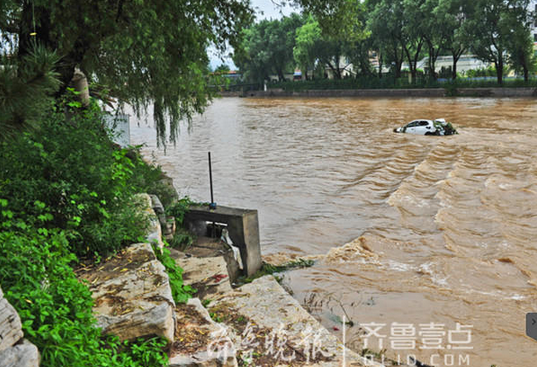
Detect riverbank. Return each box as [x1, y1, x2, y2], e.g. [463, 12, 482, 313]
[76, 189, 390, 367]
[221, 87, 537, 98]
[130, 96, 537, 366]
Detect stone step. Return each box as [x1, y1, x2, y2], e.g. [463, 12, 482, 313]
[170, 250, 233, 300]
[206, 276, 386, 367]
[169, 298, 237, 367]
[78, 243, 175, 343]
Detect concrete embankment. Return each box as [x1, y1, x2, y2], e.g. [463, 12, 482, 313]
[222, 87, 537, 98]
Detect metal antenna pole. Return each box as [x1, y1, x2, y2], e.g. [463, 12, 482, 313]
[208, 152, 217, 238]
[208, 152, 217, 214]
[208, 152, 214, 205]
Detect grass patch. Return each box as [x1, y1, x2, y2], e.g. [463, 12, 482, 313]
[152, 243, 195, 303]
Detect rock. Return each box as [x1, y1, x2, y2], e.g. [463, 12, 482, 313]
[158, 175, 180, 205]
[0, 295, 23, 353]
[78, 243, 175, 343]
[0, 286, 40, 367]
[177, 236, 241, 283]
[0, 340, 39, 367]
[150, 195, 170, 235]
[170, 250, 233, 299]
[165, 216, 176, 237]
[209, 276, 385, 367]
[149, 194, 165, 216]
[169, 298, 237, 367]
[134, 193, 164, 249]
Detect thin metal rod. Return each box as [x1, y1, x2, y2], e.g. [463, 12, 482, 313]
[208, 152, 214, 205]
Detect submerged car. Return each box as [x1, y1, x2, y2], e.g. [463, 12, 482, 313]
[393, 119, 458, 136]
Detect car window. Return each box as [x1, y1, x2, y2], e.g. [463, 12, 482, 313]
[407, 121, 419, 127]
[419, 121, 429, 126]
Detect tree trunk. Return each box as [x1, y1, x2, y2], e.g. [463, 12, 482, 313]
[496, 58, 503, 85]
[452, 52, 458, 80]
[403, 47, 414, 82]
[451, 48, 465, 80]
[427, 42, 435, 80]
[277, 69, 285, 82]
[334, 55, 342, 79]
[410, 40, 424, 83]
[392, 42, 403, 79]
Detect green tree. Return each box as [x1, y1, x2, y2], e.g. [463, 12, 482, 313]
[234, 14, 304, 83]
[433, 0, 474, 79]
[408, 0, 449, 80]
[506, 1, 535, 81]
[367, 0, 406, 79]
[294, 16, 323, 79]
[1, 0, 253, 146]
[0, 44, 60, 139]
[215, 64, 231, 73]
[345, 36, 376, 78]
[401, 0, 426, 82]
[469, 0, 530, 84]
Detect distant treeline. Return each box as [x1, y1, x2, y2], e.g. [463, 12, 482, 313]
[230, 0, 535, 85]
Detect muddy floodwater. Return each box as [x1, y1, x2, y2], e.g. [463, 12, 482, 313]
[131, 97, 537, 367]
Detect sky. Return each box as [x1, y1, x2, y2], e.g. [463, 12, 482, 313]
[208, 0, 298, 70]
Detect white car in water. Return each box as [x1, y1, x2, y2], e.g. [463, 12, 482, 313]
[393, 119, 457, 136]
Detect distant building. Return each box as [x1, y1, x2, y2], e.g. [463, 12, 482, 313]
[221, 70, 242, 82]
[324, 56, 355, 79]
[414, 55, 490, 75]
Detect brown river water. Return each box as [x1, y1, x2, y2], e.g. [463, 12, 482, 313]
[130, 97, 537, 367]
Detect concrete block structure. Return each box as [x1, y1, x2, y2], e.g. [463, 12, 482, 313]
[184, 205, 262, 277]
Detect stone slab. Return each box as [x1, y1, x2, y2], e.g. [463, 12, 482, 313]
[169, 298, 237, 367]
[170, 250, 233, 299]
[209, 276, 385, 367]
[0, 298, 23, 353]
[134, 193, 164, 249]
[182, 237, 241, 284]
[0, 339, 39, 367]
[0, 285, 39, 367]
[79, 243, 175, 343]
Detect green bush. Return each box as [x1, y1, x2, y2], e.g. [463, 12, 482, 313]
[0, 223, 168, 367]
[0, 100, 147, 258]
[128, 151, 179, 208]
[0, 98, 187, 366]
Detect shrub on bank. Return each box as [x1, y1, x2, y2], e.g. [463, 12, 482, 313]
[0, 101, 147, 258]
[0, 227, 169, 367]
[0, 99, 191, 366]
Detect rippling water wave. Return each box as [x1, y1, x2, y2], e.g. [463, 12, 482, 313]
[131, 97, 537, 366]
